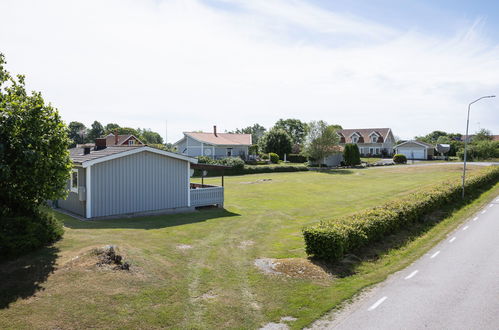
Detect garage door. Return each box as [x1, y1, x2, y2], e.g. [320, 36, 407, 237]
[397, 148, 425, 159]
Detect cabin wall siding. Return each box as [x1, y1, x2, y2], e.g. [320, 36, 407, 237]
[90, 151, 188, 217]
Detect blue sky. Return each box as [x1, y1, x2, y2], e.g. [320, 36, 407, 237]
[1, 0, 498, 141]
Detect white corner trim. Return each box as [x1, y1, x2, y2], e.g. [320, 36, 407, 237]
[187, 162, 191, 207]
[85, 165, 92, 219]
[81, 146, 197, 168]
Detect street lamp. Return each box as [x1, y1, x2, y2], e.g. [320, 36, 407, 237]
[461, 95, 496, 198]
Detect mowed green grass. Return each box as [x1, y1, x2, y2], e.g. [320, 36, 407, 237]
[0, 165, 489, 329]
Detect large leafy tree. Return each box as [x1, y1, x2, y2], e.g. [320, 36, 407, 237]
[273, 118, 309, 146]
[473, 128, 493, 142]
[87, 120, 105, 141]
[104, 123, 120, 133]
[0, 53, 72, 214]
[68, 121, 87, 146]
[230, 123, 267, 145]
[259, 128, 292, 159]
[138, 128, 164, 144]
[303, 120, 340, 166]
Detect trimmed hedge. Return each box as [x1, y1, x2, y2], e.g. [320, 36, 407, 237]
[269, 153, 279, 164]
[288, 154, 307, 163]
[393, 154, 407, 164]
[195, 165, 309, 177]
[0, 208, 64, 259]
[303, 166, 499, 261]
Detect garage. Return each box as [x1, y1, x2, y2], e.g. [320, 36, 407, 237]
[393, 140, 435, 160]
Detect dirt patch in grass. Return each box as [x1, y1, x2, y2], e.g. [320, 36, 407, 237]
[239, 240, 255, 249]
[176, 244, 193, 250]
[255, 258, 331, 280]
[60, 246, 136, 274]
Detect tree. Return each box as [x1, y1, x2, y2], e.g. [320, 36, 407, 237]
[68, 121, 87, 146]
[104, 123, 120, 134]
[259, 128, 292, 159]
[302, 121, 340, 166]
[473, 128, 493, 142]
[138, 128, 164, 144]
[273, 119, 309, 146]
[87, 120, 104, 141]
[343, 144, 361, 166]
[230, 123, 267, 145]
[415, 130, 448, 144]
[0, 53, 72, 214]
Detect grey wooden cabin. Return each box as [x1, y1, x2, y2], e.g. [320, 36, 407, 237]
[57, 145, 224, 219]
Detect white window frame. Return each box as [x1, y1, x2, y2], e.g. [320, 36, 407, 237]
[371, 136, 378, 143]
[128, 139, 135, 145]
[352, 136, 358, 143]
[70, 169, 79, 193]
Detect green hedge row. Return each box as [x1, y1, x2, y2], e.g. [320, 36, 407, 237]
[195, 165, 309, 177]
[303, 166, 499, 261]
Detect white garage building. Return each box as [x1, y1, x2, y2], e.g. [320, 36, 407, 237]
[394, 140, 435, 160]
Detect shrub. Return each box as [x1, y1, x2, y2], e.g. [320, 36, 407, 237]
[288, 154, 307, 163]
[194, 165, 308, 177]
[261, 153, 270, 160]
[457, 140, 499, 161]
[0, 208, 64, 259]
[269, 152, 279, 164]
[218, 157, 245, 170]
[303, 166, 499, 261]
[393, 154, 407, 164]
[343, 144, 361, 166]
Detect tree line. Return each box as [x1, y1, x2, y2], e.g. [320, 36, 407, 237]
[68, 121, 164, 147]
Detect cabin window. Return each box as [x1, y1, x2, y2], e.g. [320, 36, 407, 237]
[371, 136, 378, 143]
[352, 136, 358, 143]
[227, 148, 232, 157]
[70, 169, 79, 193]
[128, 139, 135, 145]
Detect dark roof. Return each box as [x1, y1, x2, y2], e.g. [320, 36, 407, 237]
[70, 146, 142, 164]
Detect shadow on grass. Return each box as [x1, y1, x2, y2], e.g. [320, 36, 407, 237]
[0, 246, 59, 309]
[311, 187, 491, 278]
[62, 208, 241, 230]
[311, 169, 355, 175]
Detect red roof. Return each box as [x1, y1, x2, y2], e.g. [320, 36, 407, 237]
[184, 132, 252, 146]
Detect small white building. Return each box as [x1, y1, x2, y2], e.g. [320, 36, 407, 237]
[174, 126, 252, 159]
[394, 140, 435, 160]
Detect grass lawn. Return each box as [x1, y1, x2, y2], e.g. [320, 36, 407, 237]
[360, 157, 382, 164]
[0, 165, 494, 329]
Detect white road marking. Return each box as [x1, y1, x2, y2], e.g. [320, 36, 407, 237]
[473, 217, 479, 221]
[430, 251, 441, 259]
[449, 237, 456, 243]
[368, 297, 387, 311]
[489, 204, 494, 208]
[405, 270, 419, 280]
[463, 226, 469, 231]
[481, 210, 487, 214]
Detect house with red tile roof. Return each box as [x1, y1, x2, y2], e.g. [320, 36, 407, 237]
[174, 126, 252, 159]
[96, 133, 144, 147]
[337, 128, 396, 156]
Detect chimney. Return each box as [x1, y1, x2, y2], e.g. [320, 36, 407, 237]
[213, 125, 217, 137]
[114, 129, 119, 145]
[95, 138, 107, 150]
[83, 146, 91, 155]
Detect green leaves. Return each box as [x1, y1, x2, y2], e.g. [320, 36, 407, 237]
[303, 166, 499, 261]
[0, 53, 72, 214]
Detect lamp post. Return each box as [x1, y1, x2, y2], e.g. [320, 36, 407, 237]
[462, 95, 496, 198]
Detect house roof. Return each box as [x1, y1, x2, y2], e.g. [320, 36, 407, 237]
[337, 128, 391, 143]
[104, 133, 144, 146]
[394, 140, 434, 149]
[181, 132, 252, 146]
[70, 145, 197, 167]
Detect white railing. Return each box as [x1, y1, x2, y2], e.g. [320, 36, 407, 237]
[190, 186, 224, 207]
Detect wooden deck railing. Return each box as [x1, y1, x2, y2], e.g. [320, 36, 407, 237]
[190, 185, 224, 207]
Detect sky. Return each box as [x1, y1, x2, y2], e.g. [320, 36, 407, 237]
[1, 0, 498, 142]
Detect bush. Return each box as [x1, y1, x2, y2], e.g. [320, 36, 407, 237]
[343, 144, 361, 166]
[303, 166, 499, 261]
[261, 153, 270, 160]
[288, 154, 307, 163]
[269, 152, 279, 164]
[457, 140, 499, 161]
[194, 165, 308, 177]
[218, 157, 245, 170]
[393, 154, 407, 164]
[0, 208, 64, 259]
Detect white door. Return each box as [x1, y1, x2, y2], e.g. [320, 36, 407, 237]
[397, 148, 425, 159]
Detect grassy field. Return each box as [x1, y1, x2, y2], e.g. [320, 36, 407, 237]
[0, 165, 494, 329]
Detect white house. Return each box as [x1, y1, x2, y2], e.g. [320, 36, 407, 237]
[337, 128, 396, 156]
[174, 126, 252, 159]
[394, 140, 435, 160]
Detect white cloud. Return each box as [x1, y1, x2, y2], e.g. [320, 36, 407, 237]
[1, 0, 498, 141]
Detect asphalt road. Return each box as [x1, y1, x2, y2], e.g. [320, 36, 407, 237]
[310, 195, 499, 330]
